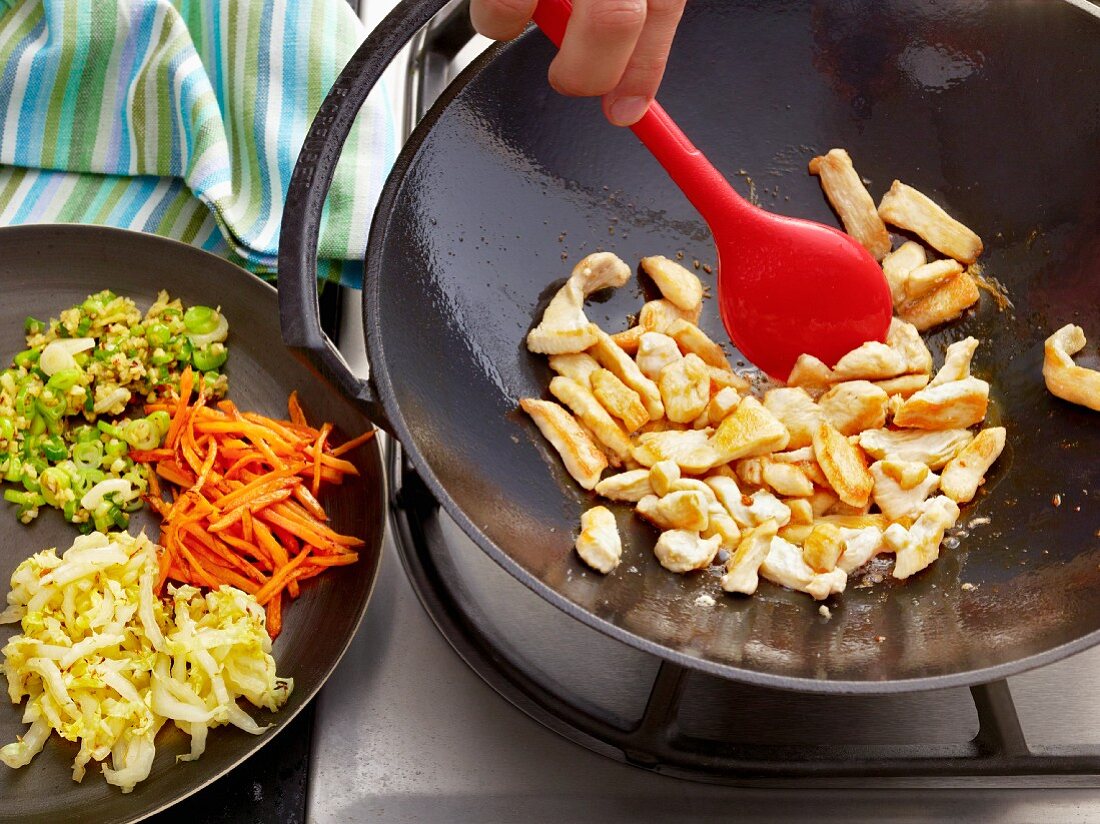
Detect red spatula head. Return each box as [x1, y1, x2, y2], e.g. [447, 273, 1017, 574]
[711, 211, 894, 380]
[533, 0, 894, 380]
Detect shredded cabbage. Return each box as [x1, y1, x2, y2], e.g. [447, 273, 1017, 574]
[0, 531, 292, 792]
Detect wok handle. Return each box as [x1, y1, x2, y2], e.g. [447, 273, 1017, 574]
[279, 0, 451, 434]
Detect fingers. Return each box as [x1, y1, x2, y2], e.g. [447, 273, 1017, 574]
[470, 0, 538, 41]
[548, 0, 647, 97]
[603, 0, 685, 126]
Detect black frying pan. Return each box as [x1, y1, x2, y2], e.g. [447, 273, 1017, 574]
[281, 0, 1100, 693]
[0, 226, 384, 823]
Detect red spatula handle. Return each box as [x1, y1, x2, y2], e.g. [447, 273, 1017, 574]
[531, 0, 754, 230]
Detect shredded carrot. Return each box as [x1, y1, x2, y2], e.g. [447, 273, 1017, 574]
[139, 379, 369, 638]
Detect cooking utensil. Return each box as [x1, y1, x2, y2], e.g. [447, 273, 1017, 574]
[281, 0, 1100, 694]
[0, 226, 384, 824]
[530, 0, 893, 379]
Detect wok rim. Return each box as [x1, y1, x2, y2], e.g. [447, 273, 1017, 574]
[363, 9, 1100, 695]
[0, 224, 387, 822]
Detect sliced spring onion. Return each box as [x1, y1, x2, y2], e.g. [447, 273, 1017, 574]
[39, 338, 95, 377]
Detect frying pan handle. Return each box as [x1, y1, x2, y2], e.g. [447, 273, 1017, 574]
[279, 0, 451, 434]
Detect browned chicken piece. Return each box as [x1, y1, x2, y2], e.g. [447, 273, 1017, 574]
[809, 149, 892, 260]
[898, 272, 980, 331]
[519, 398, 608, 489]
[575, 506, 622, 573]
[882, 241, 927, 307]
[591, 368, 649, 432]
[639, 298, 701, 332]
[858, 427, 973, 469]
[632, 429, 723, 474]
[893, 377, 989, 429]
[548, 352, 602, 385]
[872, 373, 930, 398]
[761, 460, 815, 498]
[812, 421, 873, 508]
[885, 317, 934, 375]
[549, 376, 633, 464]
[903, 259, 964, 301]
[802, 522, 844, 573]
[636, 331, 683, 381]
[527, 252, 632, 354]
[886, 496, 961, 579]
[786, 498, 814, 525]
[610, 325, 645, 353]
[818, 381, 889, 435]
[648, 460, 681, 497]
[877, 180, 983, 264]
[761, 535, 847, 600]
[706, 387, 741, 426]
[707, 365, 751, 394]
[869, 460, 940, 521]
[594, 469, 653, 502]
[658, 353, 711, 424]
[711, 396, 790, 463]
[940, 427, 1006, 503]
[654, 529, 721, 573]
[786, 353, 834, 395]
[832, 341, 908, 381]
[666, 318, 733, 371]
[641, 255, 704, 313]
[929, 337, 979, 386]
[763, 386, 821, 449]
[720, 519, 778, 595]
[1043, 324, 1100, 411]
[590, 327, 664, 419]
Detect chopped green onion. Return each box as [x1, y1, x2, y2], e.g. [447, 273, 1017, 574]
[104, 439, 128, 460]
[0, 418, 13, 443]
[147, 411, 171, 438]
[96, 420, 124, 439]
[24, 317, 44, 336]
[183, 305, 219, 335]
[191, 344, 228, 372]
[41, 436, 67, 462]
[39, 467, 70, 507]
[28, 415, 46, 437]
[4, 489, 43, 507]
[147, 322, 171, 346]
[36, 388, 66, 422]
[13, 349, 39, 370]
[75, 317, 92, 336]
[46, 368, 82, 392]
[72, 441, 103, 470]
[122, 418, 159, 451]
[4, 455, 22, 483]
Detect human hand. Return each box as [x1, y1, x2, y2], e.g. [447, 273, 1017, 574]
[470, 0, 687, 127]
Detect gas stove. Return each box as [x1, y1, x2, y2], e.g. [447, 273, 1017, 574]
[304, 3, 1100, 821]
[154, 2, 1100, 821]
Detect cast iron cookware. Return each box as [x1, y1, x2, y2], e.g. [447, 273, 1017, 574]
[280, 0, 1100, 693]
[0, 227, 384, 823]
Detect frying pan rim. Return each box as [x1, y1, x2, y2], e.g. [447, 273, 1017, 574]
[363, 14, 1100, 694]
[0, 224, 387, 822]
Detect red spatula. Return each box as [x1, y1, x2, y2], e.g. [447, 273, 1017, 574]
[532, 0, 893, 380]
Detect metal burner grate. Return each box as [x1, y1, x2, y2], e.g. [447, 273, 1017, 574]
[391, 439, 1100, 785]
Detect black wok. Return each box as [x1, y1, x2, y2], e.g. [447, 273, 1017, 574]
[0, 227, 384, 823]
[280, 0, 1100, 693]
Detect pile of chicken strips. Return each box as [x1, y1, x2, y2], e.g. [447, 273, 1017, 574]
[520, 148, 1100, 602]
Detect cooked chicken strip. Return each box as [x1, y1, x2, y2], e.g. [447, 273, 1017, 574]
[639, 298, 701, 332]
[548, 352, 601, 384]
[882, 241, 927, 307]
[721, 519, 778, 595]
[641, 255, 704, 313]
[549, 376, 633, 464]
[836, 526, 889, 574]
[898, 272, 980, 331]
[929, 336, 979, 386]
[590, 327, 664, 419]
[893, 377, 989, 429]
[940, 427, 1006, 503]
[575, 506, 622, 573]
[591, 368, 649, 432]
[812, 422, 873, 508]
[761, 535, 847, 600]
[658, 353, 711, 424]
[763, 387, 821, 449]
[1043, 324, 1100, 411]
[654, 530, 721, 573]
[886, 495, 961, 579]
[711, 396, 790, 462]
[526, 253, 631, 354]
[818, 381, 889, 435]
[520, 398, 607, 489]
[858, 427, 973, 469]
[869, 460, 940, 520]
[809, 148, 891, 260]
[877, 180, 983, 264]
[595, 469, 653, 502]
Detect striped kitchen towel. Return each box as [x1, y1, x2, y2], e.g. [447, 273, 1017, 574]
[0, 0, 398, 284]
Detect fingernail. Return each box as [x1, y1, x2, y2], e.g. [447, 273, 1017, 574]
[608, 96, 650, 127]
